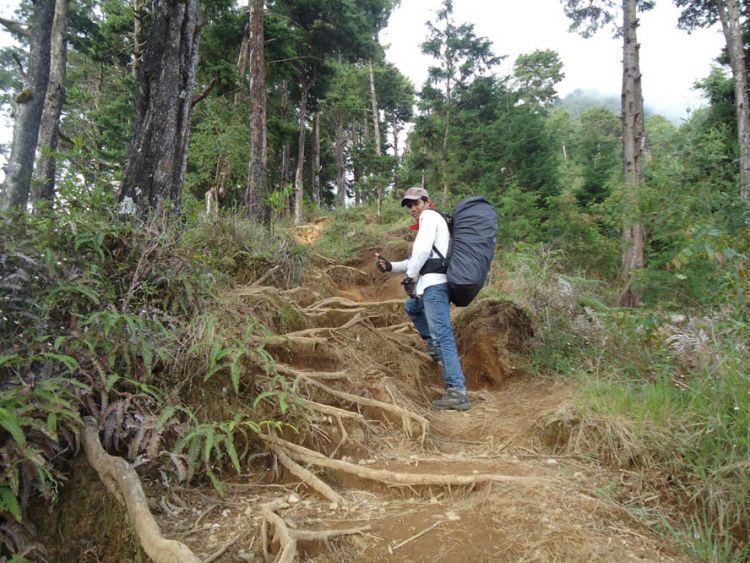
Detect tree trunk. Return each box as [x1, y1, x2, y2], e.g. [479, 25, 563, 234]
[619, 0, 646, 308]
[31, 0, 68, 205]
[0, 0, 55, 211]
[312, 111, 321, 208]
[390, 112, 400, 194]
[351, 123, 362, 205]
[716, 0, 750, 201]
[245, 0, 270, 226]
[119, 0, 200, 217]
[293, 82, 310, 225]
[369, 60, 384, 216]
[335, 117, 346, 210]
[280, 81, 291, 206]
[133, 0, 144, 79]
[207, 22, 249, 215]
[441, 60, 453, 200]
[368, 61, 381, 157]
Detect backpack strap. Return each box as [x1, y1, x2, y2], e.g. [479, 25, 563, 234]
[419, 211, 452, 275]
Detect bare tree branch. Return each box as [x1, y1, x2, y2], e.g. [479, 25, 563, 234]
[190, 77, 218, 108]
[0, 17, 29, 38]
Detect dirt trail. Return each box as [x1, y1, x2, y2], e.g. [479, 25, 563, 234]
[149, 241, 690, 563]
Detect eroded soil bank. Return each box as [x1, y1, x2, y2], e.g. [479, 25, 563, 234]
[33, 233, 692, 562]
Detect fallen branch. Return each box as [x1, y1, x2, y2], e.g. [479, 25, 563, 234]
[81, 419, 200, 563]
[262, 434, 545, 488]
[298, 375, 428, 441]
[272, 446, 346, 505]
[202, 532, 240, 563]
[391, 520, 442, 552]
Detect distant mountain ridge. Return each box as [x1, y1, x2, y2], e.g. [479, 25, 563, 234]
[559, 89, 682, 123]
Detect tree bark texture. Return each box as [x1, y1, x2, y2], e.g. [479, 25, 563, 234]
[1, 0, 55, 211]
[312, 111, 321, 208]
[369, 60, 384, 216]
[133, 0, 144, 79]
[368, 61, 381, 157]
[31, 0, 68, 205]
[351, 123, 362, 205]
[119, 0, 200, 217]
[716, 0, 750, 201]
[280, 81, 291, 215]
[619, 0, 646, 308]
[335, 118, 346, 209]
[293, 83, 309, 225]
[245, 0, 270, 226]
[390, 112, 400, 193]
[441, 59, 453, 199]
[207, 22, 249, 215]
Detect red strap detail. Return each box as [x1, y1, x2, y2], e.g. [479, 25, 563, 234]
[409, 223, 419, 231]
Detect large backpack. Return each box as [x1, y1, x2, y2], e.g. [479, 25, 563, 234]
[420, 196, 498, 307]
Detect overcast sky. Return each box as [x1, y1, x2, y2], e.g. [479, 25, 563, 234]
[0, 0, 730, 153]
[381, 0, 725, 121]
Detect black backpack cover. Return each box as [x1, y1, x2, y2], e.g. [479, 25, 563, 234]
[420, 196, 498, 306]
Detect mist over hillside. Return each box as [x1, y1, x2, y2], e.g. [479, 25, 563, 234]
[559, 89, 684, 123]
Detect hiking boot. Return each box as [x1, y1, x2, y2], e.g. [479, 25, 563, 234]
[432, 388, 470, 411]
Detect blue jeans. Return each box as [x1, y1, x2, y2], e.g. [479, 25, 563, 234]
[404, 283, 466, 391]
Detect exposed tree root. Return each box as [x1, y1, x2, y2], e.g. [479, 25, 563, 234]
[304, 297, 402, 312]
[262, 434, 546, 488]
[371, 327, 432, 362]
[230, 285, 318, 300]
[264, 335, 327, 350]
[302, 399, 366, 420]
[298, 398, 367, 457]
[272, 446, 346, 505]
[283, 312, 366, 338]
[324, 265, 367, 276]
[303, 306, 366, 318]
[261, 501, 369, 563]
[81, 419, 201, 563]
[275, 363, 349, 380]
[297, 375, 429, 441]
[379, 321, 413, 333]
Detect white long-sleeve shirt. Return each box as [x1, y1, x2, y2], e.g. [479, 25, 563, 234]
[391, 209, 450, 297]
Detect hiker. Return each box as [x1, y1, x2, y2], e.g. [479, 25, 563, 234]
[374, 187, 470, 411]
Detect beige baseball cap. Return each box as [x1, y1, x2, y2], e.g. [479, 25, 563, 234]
[400, 186, 430, 206]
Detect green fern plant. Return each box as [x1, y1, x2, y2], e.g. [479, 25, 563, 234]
[172, 410, 288, 496]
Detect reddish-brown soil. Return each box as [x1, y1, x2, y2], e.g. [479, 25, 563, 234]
[142, 242, 692, 563]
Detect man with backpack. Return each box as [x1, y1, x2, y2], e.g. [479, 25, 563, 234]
[374, 187, 470, 411]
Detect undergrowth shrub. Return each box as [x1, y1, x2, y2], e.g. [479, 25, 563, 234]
[0, 196, 312, 557]
[182, 211, 305, 287]
[501, 242, 749, 556]
[313, 207, 383, 261]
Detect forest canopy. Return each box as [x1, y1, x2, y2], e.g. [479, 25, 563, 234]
[0, 0, 748, 560]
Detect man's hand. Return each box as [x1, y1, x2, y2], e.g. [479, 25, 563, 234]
[375, 253, 392, 273]
[401, 275, 416, 298]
